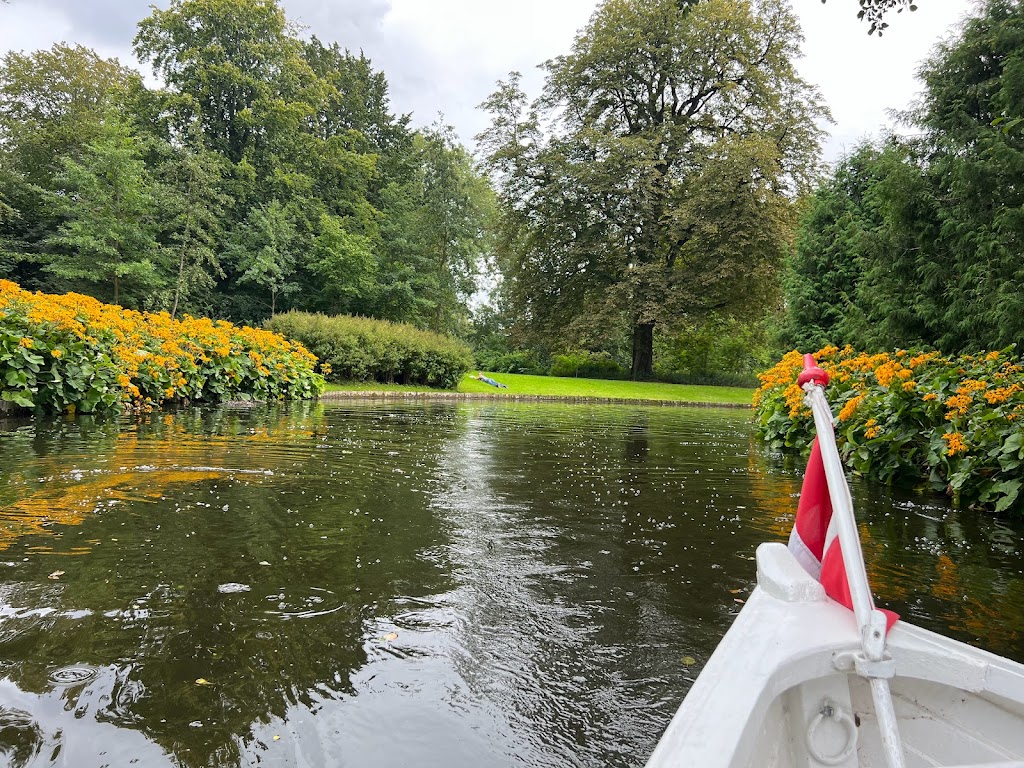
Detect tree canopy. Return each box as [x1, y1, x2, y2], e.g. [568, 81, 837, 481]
[479, 0, 827, 378]
[0, 0, 493, 332]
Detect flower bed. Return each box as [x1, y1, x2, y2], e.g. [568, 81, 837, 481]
[754, 346, 1024, 513]
[0, 280, 323, 414]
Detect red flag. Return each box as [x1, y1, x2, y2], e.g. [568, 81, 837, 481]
[788, 436, 899, 632]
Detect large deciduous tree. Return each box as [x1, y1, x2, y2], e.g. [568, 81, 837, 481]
[0, 44, 141, 182]
[134, 0, 310, 166]
[479, 0, 826, 378]
[0, 44, 142, 290]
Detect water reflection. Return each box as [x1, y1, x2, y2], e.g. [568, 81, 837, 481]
[0, 402, 1021, 766]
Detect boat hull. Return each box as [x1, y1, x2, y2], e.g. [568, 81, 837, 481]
[644, 542, 1024, 768]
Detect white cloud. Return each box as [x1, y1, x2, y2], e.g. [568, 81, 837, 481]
[793, 1, 970, 161]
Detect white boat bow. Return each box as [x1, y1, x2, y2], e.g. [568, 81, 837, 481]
[645, 542, 1024, 768]
[646, 354, 1024, 768]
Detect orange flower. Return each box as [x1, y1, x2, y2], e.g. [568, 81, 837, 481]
[944, 395, 971, 418]
[942, 432, 967, 456]
[984, 385, 1022, 405]
[838, 394, 865, 422]
[956, 379, 987, 396]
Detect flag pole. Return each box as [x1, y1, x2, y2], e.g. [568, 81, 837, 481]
[798, 354, 907, 768]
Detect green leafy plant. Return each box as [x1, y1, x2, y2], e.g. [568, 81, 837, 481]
[754, 346, 1024, 514]
[0, 280, 323, 414]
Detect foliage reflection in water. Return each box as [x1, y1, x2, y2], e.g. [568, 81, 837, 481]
[0, 402, 1021, 767]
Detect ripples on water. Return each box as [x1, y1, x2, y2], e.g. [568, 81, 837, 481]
[0, 402, 1021, 767]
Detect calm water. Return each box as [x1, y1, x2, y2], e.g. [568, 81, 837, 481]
[0, 401, 1022, 768]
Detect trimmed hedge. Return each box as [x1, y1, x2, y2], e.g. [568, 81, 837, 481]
[755, 346, 1024, 514]
[0, 280, 323, 414]
[266, 312, 473, 389]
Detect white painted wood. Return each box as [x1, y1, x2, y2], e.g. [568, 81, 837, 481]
[644, 544, 1024, 768]
[757, 542, 826, 603]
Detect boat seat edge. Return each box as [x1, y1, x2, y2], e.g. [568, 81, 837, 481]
[756, 542, 826, 603]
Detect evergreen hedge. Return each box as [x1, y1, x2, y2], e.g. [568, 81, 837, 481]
[266, 312, 473, 389]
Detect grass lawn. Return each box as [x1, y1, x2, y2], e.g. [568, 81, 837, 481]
[326, 372, 753, 406]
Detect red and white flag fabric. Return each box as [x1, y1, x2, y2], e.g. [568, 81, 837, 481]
[788, 436, 899, 633]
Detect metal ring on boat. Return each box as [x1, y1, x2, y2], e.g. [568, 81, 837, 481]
[806, 699, 858, 766]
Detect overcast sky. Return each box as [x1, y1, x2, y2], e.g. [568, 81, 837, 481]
[0, 0, 972, 162]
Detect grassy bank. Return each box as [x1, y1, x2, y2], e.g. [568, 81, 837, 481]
[326, 372, 753, 406]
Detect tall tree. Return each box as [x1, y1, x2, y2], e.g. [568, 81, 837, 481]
[479, 0, 826, 378]
[222, 199, 297, 316]
[43, 111, 162, 307]
[0, 44, 141, 183]
[0, 44, 141, 290]
[134, 0, 311, 166]
[913, 0, 1024, 351]
[779, 143, 885, 351]
[415, 124, 494, 334]
[781, 0, 1024, 355]
[301, 39, 413, 164]
[153, 138, 230, 318]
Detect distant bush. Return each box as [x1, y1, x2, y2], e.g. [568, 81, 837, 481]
[654, 317, 770, 387]
[549, 350, 627, 380]
[267, 312, 473, 389]
[0, 280, 323, 414]
[476, 348, 547, 375]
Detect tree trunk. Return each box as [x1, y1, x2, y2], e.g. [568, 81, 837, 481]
[631, 321, 655, 380]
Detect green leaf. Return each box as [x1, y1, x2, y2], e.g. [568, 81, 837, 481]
[995, 479, 1021, 513]
[1, 389, 35, 408]
[1002, 432, 1024, 458]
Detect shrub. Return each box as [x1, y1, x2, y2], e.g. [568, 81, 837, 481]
[267, 312, 473, 389]
[476, 348, 546, 375]
[754, 345, 1024, 514]
[549, 350, 627, 379]
[0, 280, 323, 414]
[654, 316, 771, 386]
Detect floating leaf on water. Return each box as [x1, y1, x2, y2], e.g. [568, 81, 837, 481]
[381, 632, 398, 641]
[48, 571, 65, 580]
[681, 656, 696, 666]
[195, 678, 211, 686]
